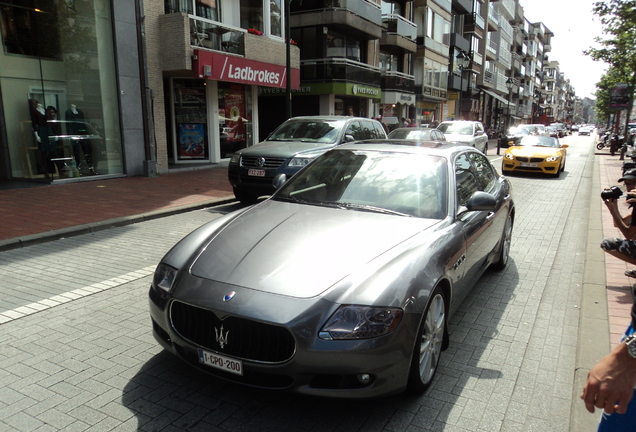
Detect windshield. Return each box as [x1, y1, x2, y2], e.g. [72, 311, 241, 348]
[275, 149, 448, 219]
[518, 136, 559, 148]
[388, 129, 434, 140]
[437, 123, 473, 135]
[267, 119, 343, 143]
[508, 127, 529, 136]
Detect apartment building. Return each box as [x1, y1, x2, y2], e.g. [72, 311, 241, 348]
[0, 0, 577, 187]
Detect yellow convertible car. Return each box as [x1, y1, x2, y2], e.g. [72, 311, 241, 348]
[502, 135, 568, 177]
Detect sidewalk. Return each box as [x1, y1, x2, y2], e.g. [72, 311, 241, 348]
[0, 167, 234, 251]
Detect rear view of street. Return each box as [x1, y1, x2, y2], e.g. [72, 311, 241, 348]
[0, 135, 603, 431]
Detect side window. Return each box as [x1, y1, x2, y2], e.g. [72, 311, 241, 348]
[373, 121, 386, 138]
[475, 123, 484, 134]
[455, 153, 480, 206]
[361, 121, 376, 139]
[344, 121, 365, 141]
[469, 152, 496, 191]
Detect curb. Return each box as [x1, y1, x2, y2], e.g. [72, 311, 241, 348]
[571, 141, 609, 430]
[0, 196, 236, 252]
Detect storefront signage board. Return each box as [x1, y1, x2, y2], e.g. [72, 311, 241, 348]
[193, 50, 300, 89]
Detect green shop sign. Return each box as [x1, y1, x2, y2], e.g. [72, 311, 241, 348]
[258, 83, 381, 99]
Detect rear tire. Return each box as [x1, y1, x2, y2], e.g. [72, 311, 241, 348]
[407, 287, 446, 393]
[492, 213, 513, 270]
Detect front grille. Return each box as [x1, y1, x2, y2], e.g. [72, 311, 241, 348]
[516, 157, 544, 163]
[241, 156, 286, 169]
[170, 300, 295, 363]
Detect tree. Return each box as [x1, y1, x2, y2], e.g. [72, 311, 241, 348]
[585, 0, 636, 134]
[595, 66, 625, 127]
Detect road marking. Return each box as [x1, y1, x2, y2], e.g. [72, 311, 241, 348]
[0, 265, 156, 325]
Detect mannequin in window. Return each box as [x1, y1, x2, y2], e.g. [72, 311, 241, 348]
[29, 99, 51, 177]
[65, 104, 97, 175]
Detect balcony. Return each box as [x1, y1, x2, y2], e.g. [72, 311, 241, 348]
[190, 18, 246, 55]
[452, 0, 472, 14]
[380, 14, 417, 53]
[465, 12, 485, 31]
[290, 0, 382, 40]
[381, 71, 415, 93]
[158, 13, 297, 72]
[487, 5, 500, 31]
[443, 33, 470, 53]
[300, 58, 381, 86]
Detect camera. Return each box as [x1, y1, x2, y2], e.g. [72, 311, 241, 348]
[601, 186, 624, 200]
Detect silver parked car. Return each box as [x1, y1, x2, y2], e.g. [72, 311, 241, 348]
[150, 141, 515, 398]
[437, 120, 489, 153]
[387, 127, 447, 142]
[228, 116, 387, 204]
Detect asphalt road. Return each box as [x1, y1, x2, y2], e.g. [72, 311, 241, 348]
[0, 134, 597, 431]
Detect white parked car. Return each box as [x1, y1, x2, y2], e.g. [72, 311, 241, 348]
[436, 121, 489, 153]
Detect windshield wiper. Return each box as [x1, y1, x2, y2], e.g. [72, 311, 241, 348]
[339, 202, 412, 217]
[275, 195, 308, 204]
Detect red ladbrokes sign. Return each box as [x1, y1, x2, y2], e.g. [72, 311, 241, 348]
[193, 50, 299, 89]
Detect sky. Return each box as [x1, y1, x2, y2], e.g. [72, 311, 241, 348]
[520, 0, 609, 100]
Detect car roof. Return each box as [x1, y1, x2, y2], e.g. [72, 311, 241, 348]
[337, 139, 476, 157]
[283, 116, 378, 122]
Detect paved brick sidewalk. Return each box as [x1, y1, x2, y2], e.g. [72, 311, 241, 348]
[597, 150, 635, 348]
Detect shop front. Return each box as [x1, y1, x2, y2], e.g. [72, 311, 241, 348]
[168, 49, 299, 165]
[381, 91, 416, 130]
[284, 82, 382, 119]
[0, 0, 123, 183]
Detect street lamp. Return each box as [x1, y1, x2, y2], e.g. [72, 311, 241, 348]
[456, 51, 470, 120]
[501, 77, 515, 155]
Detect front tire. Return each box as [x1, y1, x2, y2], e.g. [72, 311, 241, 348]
[407, 287, 446, 393]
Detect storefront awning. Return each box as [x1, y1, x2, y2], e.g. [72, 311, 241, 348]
[482, 89, 510, 105]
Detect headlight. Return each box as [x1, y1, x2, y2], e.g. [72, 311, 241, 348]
[319, 306, 403, 340]
[546, 155, 560, 162]
[504, 153, 515, 160]
[153, 263, 177, 293]
[289, 156, 315, 167]
[229, 154, 240, 164]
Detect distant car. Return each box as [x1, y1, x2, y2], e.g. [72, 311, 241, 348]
[550, 123, 567, 137]
[149, 141, 515, 398]
[545, 126, 558, 138]
[436, 120, 489, 153]
[517, 124, 548, 136]
[570, 124, 579, 132]
[500, 126, 531, 148]
[502, 135, 568, 177]
[228, 116, 387, 203]
[387, 127, 447, 141]
[579, 125, 594, 136]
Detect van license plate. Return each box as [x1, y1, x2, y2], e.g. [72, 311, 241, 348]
[248, 169, 265, 177]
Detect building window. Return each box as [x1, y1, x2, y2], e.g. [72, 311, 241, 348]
[241, 0, 263, 33]
[0, 0, 123, 180]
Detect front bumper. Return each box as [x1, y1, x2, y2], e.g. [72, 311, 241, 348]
[502, 159, 560, 174]
[149, 286, 418, 398]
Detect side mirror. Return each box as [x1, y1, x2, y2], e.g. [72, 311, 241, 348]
[561, 144, 569, 149]
[272, 173, 287, 190]
[465, 191, 497, 212]
[475, 130, 484, 136]
[344, 134, 355, 143]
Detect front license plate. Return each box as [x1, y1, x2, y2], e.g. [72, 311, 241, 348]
[198, 349, 243, 376]
[519, 163, 538, 168]
[247, 169, 265, 177]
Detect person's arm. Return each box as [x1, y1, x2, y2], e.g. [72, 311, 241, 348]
[604, 198, 636, 239]
[581, 341, 636, 414]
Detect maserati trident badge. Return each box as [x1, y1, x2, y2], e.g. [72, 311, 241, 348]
[215, 325, 229, 349]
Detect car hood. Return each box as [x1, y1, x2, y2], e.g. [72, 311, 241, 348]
[238, 140, 337, 158]
[189, 201, 437, 298]
[507, 146, 562, 157]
